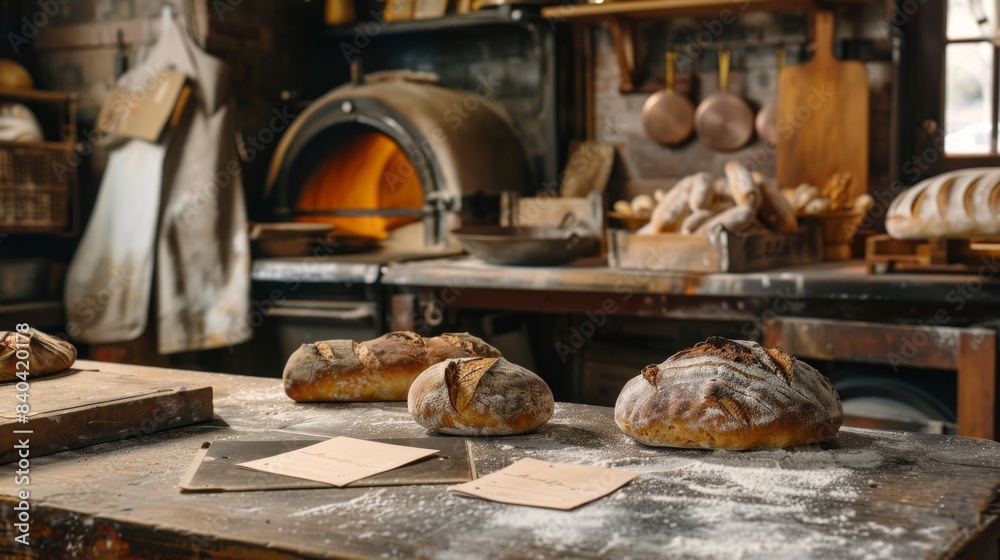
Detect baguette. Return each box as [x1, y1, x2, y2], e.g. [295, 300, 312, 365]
[886, 167, 1000, 239]
[283, 331, 501, 402]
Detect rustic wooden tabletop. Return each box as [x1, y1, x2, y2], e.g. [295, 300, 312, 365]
[1, 360, 998, 559]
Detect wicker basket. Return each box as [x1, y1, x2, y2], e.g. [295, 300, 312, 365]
[798, 211, 866, 261]
[0, 87, 77, 233]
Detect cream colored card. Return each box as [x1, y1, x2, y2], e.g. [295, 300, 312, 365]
[448, 458, 638, 510]
[237, 436, 439, 487]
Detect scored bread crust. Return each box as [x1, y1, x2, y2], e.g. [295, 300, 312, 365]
[408, 357, 554, 436]
[0, 329, 77, 381]
[614, 337, 843, 450]
[283, 332, 501, 402]
[886, 167, 1000, 239]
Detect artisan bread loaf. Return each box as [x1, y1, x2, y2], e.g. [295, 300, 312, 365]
[887, 167, 1000, 239]
[0, 328, 76, 381]
[408, 357, 554, 435]
[615, 337, 842, 449]
[283, 332, 501, 402]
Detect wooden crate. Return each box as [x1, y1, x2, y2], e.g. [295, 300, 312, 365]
[865, 234, 1000, 274]
[608, 226, 822, 273]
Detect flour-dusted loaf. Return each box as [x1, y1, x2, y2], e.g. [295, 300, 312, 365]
[615, 337, 842, 449]
[283, 332, 502, 402]
[408, 357, 554, 435]
[0, 328, 77, 381]
[886, 167, 1000, 239]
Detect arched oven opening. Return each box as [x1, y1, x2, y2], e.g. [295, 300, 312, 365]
[265, 73, 535, 252]
[286, 123, 426, 242]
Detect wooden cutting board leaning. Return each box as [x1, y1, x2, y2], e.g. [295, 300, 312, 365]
[0, 368, 213, 464]
[777, 11, 869, 201]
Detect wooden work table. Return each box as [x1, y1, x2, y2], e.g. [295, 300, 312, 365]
[1, 360, 999, 558]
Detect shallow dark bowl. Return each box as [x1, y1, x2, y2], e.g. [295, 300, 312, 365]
[451, 225, 600, 266]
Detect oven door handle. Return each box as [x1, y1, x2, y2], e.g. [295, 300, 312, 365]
[264, 301, 377, 321]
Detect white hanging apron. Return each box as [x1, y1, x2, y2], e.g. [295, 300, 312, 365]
[65, 7, 250, 353]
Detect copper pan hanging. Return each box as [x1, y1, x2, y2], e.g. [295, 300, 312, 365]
[642, 51, 695, 146]
[694, 47, 755, 152]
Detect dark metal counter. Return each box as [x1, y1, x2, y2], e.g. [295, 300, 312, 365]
[378, 257, 1000, 304]
[1, 361, 998, 559]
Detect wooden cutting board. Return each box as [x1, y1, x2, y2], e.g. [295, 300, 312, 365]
[0, 368, 213, 464]
[777, 11, 868, 200]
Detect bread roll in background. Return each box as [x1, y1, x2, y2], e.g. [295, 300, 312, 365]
[0, 329, 77, 381]
[408, 357, 554, 436]
[615, 337, 842, 450]
[283, 332, 501, 402]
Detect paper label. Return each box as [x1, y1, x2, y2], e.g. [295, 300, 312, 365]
[237, 436, 439, 487]
[95, 70, 188, 141]
[448, 458, 638, 510]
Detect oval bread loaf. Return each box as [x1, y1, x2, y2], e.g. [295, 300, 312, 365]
[283, 332, 501, 402]
[886, 167, 1000, 239]
[615, 337, 842, 450]
[408, 357, 554, 436]
[0, 328, 76, 381]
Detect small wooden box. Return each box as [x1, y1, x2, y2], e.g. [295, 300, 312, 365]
[607, 226, 822, 273]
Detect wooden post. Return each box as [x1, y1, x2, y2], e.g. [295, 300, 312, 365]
[957, 330, 998, 440]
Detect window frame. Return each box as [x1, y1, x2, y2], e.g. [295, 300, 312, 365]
[902, 0, 1000, 175]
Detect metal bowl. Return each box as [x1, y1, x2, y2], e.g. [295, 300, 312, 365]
[451, 225, 600, 266]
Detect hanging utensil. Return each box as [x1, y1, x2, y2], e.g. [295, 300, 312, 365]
[694, 47, 755, 152]
[642, 51, 695, 146]
[755, 46, 786, 147]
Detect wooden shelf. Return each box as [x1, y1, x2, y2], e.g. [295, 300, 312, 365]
[326, 5, 541, 37]
[541, 0, 814, 23]
[0, 87, 77, 104]
[542, 0, 817, 92]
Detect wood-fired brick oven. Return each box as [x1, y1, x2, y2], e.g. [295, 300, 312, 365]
[264, 71, 535, 250]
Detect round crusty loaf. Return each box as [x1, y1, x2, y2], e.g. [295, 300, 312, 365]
[283, 331, 501, 402]
[0, 328, 76, 381]
[615, 337, 842, 450]
[408, 357, 554, 436]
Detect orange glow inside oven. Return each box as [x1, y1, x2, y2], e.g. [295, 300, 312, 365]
[295, 131, 424, 239]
